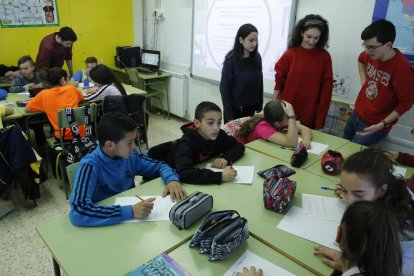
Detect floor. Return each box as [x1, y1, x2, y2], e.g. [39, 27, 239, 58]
[0, 112, 188, 276]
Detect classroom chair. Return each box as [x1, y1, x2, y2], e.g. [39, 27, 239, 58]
[66, 162, 79, 190]
[46, 104, 97, 199]
[126, 68, 166, 118]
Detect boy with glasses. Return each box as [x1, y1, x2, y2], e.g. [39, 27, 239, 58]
[344, 19, 414, 145]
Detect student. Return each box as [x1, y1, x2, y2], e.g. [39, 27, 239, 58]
[148, 101, 244, 184]
[84, 64, 127, 102]
[274, 14, 332, 129]
[344, 19, 414, 146]
[229, 100, 312, 149]
[35, 26, 77, 76]
[313, 148, 414, 275]
[384, 150, 414, 193]
[0, 104, 14, 128]
[338, 201, 402, 275]
[220, 23, 263, 123]
[25, 68, 84, 141]
[71, 56, 98, 84]
[9, 56, 42, 93]
[69, 112, 187, 227]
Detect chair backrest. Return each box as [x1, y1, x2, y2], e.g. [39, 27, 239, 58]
[126, 68, 139, 87]
[57, 103, 97, 145]
[66, 162, 79, 189]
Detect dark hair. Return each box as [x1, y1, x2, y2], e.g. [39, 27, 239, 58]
[43, 5, 54, 12]
[225, 23, 262, 70]
[342, 148, 414, 233]
[85, 57, 98, 64]
[194, 101, 221, 121]
[236, 100, 285, 139]
[58, 27, 77, 42]
[39, 67, 68, 86]
[97, 112, 137, 145]
[18, 55, 35, 66]
[89, 64, 127, 96]
[289, 14, 329, 49]
[340, 201, 402, 276]
[361, 19, 396, 44]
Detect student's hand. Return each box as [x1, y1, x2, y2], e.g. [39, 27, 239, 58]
[313, 245, 343, 271]
[86, 88, 97, 95]
[384, 151, 399, 162]
[281, 101, 295, 116]
[222, 167, 237, 182]
[212, 158, 228, 169]
[334, 184, 344, 200]
[356, 122, 383, 136]
[163, 181, 187, 202]
[300, 139, 311, 149]
[34, 83, 43, 88]
[236, 266, 263, 276]
[132, 197, 155, 219]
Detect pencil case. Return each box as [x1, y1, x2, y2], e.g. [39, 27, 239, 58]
[169, 191, 213, 230]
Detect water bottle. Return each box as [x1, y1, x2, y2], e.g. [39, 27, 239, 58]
[83, 77, 89, 88]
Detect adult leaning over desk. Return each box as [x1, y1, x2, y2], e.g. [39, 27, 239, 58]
[35, 27, 77, 77]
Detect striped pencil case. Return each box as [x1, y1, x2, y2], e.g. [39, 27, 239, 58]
[169, 191, 213, 229]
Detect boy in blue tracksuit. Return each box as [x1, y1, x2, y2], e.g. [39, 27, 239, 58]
[69, 112, 187, 227]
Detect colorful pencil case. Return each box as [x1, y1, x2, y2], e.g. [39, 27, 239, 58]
[169, 191, 213, 230]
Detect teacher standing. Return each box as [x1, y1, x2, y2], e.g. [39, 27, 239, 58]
[35, 26, 77, 77]
[220, 23, 263, 123]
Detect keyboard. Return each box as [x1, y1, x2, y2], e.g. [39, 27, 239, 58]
[136, 67, 155, 74]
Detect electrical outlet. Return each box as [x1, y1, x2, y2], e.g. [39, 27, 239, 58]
[152, 9, 165, 19]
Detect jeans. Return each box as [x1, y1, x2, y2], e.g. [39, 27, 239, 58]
[343, 112, 388, 146]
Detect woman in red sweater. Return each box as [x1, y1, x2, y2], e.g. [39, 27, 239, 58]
[274, 14, 333, 129]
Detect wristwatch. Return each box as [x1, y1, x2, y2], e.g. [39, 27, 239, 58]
[381, 120, 389, 128]
[287, 114, 297, 120]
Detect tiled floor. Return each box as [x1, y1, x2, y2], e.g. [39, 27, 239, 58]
[0, 113, 188, 275]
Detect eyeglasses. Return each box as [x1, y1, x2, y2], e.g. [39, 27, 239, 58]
[361, 43, 384, 51]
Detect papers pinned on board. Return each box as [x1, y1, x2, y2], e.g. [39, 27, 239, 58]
[114, 196, 175, 223]
[206, 163, 255, 184]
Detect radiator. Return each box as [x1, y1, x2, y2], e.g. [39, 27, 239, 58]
[166, 71, 189, 118]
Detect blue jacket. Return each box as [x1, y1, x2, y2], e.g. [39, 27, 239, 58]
[69, 146, 180, 227]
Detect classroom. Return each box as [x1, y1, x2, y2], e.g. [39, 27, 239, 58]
[1, 0, 414, 275]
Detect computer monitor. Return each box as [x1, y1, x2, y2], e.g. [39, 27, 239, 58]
[140, 49, 160, 71]
[116, 46, 140, 68]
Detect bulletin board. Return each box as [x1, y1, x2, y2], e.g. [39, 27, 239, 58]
[0, 0, 59, 28]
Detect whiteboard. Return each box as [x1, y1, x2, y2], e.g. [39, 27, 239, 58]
[191, 0, 297, 94]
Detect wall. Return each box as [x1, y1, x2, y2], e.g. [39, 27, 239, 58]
[0, 0, 134, 72]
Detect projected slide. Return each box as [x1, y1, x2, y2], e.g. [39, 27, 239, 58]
[192, 0, 294, 93]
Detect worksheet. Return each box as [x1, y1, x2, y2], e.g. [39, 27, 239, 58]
[302, 194, 345, 221]
[206, 163, 255, 184]
[393, 165, 407, 178]
[224, 250, 294, 276]
[114, 196, 175, 222]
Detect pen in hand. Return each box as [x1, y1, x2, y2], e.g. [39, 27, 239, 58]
[135, 194, 145, 201]
[320, 186, 336, 191]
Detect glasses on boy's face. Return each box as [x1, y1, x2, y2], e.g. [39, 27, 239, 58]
[361, 43, 384, 52]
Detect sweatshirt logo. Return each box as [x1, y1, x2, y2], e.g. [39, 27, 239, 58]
[365, 80, 378, 100]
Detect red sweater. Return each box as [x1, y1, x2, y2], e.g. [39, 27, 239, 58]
[35, 33, 73, 71]
[275, 46, 333, 129]
[355, 50, 414, 131]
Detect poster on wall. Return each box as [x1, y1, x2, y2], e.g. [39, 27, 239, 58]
[0, 0, 59, 27]
[373, 0, 414, 67]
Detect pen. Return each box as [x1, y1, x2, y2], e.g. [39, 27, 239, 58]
[135, 194, 145, 201]
[229, 161, 233, 169]
[320, 186, 336, 191]
[281, 146, 295, 151]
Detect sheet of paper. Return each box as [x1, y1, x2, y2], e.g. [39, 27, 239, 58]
[0, 99, 15, 106]
[224, 250, 294, 276]
[206, 163, 254, 184]
[393, 165, 407, 177]
[114, 196, 174, 223]
[302, 194, 345, 221]
[277, 206, 339, 250]
[298, 138, 328, 155]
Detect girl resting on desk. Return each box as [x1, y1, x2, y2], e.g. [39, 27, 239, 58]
[84, 64, 127, 102]
[314, 148, 414, 276]
[223, 100, 312, 149]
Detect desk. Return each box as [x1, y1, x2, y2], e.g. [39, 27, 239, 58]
[37, 148, 336, 275]
[122, 84, 146, 95]
[246, 130, 349, 169]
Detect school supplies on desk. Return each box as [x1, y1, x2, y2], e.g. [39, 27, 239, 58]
[290, 144, 307, 167]
[298, 138, 329, 155]
[206, 163, 255, 184]
[126, 253, 190, 276]
[114, 196, 175, 222]
[302, 193, 345, 221]
[263, 177, 296, 213]
[257, 164, 296, 179]
[224, 250, 294, 276]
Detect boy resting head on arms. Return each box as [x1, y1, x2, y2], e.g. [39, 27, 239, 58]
[69, 112, 186, 227]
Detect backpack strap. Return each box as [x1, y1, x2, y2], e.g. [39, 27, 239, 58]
[65, 107, 82, 141]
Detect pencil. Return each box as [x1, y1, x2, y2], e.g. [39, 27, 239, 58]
[135, 194, 145, 201]
[320, 186, 336, 191]
[229, 161, 233, 169]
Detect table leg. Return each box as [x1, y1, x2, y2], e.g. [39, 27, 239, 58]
[53, 257, 61, 276]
